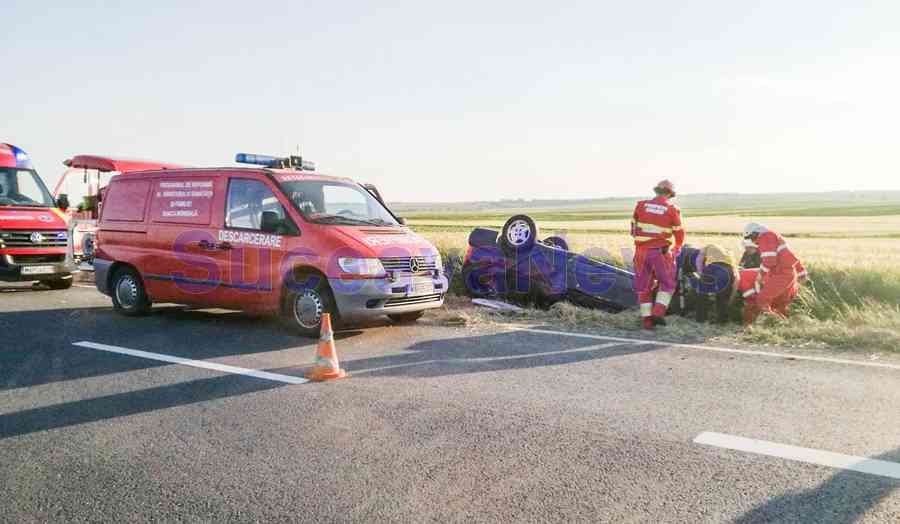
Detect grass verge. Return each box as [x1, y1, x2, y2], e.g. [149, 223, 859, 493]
[434, 246, 900, 353]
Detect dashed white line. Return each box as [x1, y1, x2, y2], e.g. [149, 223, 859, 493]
[73, 341, 308, 385]
[513, 327, 900, 371]
[694, 432, 900, 480]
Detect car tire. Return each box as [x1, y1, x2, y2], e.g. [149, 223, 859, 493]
[542, 235, 569, 251]
[500, 214, 538, 255]
[46, 276, 74, 290]
[388, 311, 425, 324]
[282, 273, 337, 337]
[110, 267, 151, 316]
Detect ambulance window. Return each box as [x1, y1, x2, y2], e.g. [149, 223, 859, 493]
[226, 178, 294, 233]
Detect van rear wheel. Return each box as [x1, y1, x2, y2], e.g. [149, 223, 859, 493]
[282, 274, 336, 337]
[111, 267, 151, 316]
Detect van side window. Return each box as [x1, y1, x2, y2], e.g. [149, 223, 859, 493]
[225, 178, 297, 234]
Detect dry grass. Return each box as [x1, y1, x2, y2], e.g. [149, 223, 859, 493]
[425, 230, 900, 272]
[412, 215, 900, 237]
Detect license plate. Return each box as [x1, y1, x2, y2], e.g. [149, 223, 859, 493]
[411, 279, 434, 296]
[21, 265, 55, 275]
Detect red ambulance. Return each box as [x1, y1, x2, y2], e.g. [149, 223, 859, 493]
[92, 153, 447, 336]
[0, 143, 74, 288]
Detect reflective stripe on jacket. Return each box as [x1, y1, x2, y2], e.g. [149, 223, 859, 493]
[756, 230, 799, 277]
[631, 196, 684, 250]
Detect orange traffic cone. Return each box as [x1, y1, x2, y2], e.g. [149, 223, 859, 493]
[305, 313, 348, 381]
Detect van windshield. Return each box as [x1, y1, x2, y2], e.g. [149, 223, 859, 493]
[279, 180, 399, 226]
[0, 168, 55, 207]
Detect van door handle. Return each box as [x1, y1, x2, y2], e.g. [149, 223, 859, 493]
[198, 239, 215, 250]
[216, 242, 233, 251]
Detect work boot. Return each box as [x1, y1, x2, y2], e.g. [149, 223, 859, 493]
[641, 318, 655, 330]
[652, 316, 667, 327]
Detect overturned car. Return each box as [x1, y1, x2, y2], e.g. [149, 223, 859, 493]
[460, 215, 745, 321]
[460, 215, 637, 311]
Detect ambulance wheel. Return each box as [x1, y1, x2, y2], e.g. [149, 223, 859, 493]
[282, 273, 336, 337]
[111, 267, 151, 316]
[500, 214, 538, 255]
[388, 311, 424, 324]
[46, 276, 74, 290]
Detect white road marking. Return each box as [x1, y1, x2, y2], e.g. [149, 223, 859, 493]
[694, 432, 900, 480]
[73, 341, 309, 385]
[355, 342, 624, 374]
[513, 327, 900, 371]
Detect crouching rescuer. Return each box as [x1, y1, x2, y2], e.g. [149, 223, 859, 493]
[631, 180, 684, 330]
[741, 223, 806, 324]
[673, 244, 737, 324]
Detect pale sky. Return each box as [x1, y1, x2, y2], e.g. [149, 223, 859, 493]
[2, 1, 899, 202]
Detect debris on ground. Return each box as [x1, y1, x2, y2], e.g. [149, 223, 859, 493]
[471, 298, 524, 313]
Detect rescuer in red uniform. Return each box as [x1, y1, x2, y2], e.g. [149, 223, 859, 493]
[741, 223, 805, 324]
[631, 180, 685, 330]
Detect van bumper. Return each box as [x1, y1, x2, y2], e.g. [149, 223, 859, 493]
[329, 274, 448, 320]
[93, 258, 113, 296]
[0, 254, 75, 282]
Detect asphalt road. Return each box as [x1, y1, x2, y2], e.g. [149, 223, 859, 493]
[2, 282, 899, 522]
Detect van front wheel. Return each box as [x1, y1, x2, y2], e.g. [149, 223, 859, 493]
[111, 267, 151, 316]
[282, 275, 336, 337]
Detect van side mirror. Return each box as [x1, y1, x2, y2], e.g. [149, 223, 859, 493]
[260, 211, 281, 233]
[56, 194, 70, 211]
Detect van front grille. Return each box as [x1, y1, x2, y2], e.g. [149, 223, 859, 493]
[0, 230, 67, 248]
[383, 293, 443, 308]
[10, 254, 65, 264]
[379, 256, 438, 274]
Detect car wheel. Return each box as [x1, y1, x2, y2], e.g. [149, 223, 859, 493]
[282, 274, 336, 337]
[46, 276, 74, 290]
[542, 235, 569, 251]
[388, 311, 425, 324]
[111, 267, 151, 316]
[500, 214, 538, 255]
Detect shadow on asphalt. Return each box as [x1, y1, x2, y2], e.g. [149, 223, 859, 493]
[340, 327, 658, 378]
[0, 373, 287, 440]
[734, 447, 900, 524]
[0, 305, 366, 391]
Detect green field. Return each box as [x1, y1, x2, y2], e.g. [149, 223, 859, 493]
[401, 192, 900, 353]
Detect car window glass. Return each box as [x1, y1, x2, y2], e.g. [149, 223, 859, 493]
[322, 184, 369, 218]
[226, 178, 287, 230]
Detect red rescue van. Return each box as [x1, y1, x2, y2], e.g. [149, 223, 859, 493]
[93, 154, 447, 336]
[0, 143, 75, 288]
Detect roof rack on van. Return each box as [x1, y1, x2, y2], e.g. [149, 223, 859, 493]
[235, 152, 316, 171]
[63, 155, 186, 173]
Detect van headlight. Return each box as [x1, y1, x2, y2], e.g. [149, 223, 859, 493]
[338, 257, 386, 276]
[431, 252, 443, 273]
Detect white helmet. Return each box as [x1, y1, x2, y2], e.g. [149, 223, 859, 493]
[743, 222, 768, 239]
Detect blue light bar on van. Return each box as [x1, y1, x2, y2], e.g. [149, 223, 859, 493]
[235, 153, 279, 166]
[235, 152, 316, 171]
